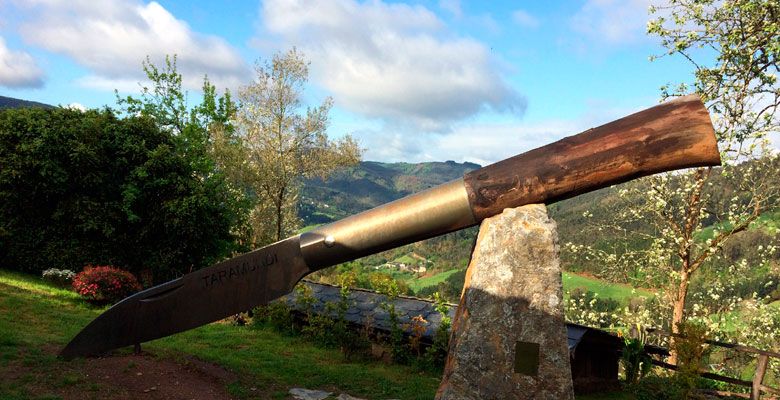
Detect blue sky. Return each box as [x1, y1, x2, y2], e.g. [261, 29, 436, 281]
[0, 0, 701, 165]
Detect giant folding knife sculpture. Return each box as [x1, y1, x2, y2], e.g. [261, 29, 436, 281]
[61, 95, 720, 358]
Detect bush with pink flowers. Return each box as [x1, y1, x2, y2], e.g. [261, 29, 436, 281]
[72, 265, 142, 305]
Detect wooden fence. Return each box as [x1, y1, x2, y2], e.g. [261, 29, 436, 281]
[645, 329, 780, 400]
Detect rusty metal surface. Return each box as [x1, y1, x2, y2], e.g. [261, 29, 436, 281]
[60, 236, 309, 358]
[300, 178, 476, 269]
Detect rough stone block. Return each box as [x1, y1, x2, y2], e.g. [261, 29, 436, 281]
[436, 204, 574, 400]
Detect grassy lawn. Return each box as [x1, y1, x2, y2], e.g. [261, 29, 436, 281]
[0, 269, 440, 399]
[408, 269, 461, 292]
[562, 272, 654, 305]
[0, 268, 639, 399]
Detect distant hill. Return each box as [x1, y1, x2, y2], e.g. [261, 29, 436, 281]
[0, 95, 54, 110]
[300, 160, 480, 225]
[298, 158, 616, 232]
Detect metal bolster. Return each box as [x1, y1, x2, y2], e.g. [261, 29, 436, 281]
[299, 178, 477, 270]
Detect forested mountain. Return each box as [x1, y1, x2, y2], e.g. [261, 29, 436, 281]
[298, 158, 627, 244]
[0, 95, 54, 110]
[301, 159, 780, 300]
[300, 160, 480, 225]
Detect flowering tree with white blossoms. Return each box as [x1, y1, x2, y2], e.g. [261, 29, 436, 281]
[567, 0, 780, 365]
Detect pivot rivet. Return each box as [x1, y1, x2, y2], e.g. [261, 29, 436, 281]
[324, 235, 335, 247]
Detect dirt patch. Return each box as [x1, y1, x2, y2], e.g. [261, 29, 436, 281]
[77, 352, 239, 400]
[2, 347, 252, 400]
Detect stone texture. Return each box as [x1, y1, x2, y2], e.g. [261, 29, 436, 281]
[436, 204, 574, 400]
[289, 388, 332, 400]
[336, 394, 366, 400]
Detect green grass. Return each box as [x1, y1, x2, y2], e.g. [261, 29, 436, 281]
[404, 267, 654, 305]
[0, 270, 105, 399]
[298, 223, 324, 233]
[393, 254, 417, 265]
[0, 268, 637, 399]
[756, 210, 780, 234]
[562, 272, 654, 305]
[0, 269, 440, 399]
[408, 269, 462, 292]
[152, 326, 439, 399]
[696, 210, 780, 241]
[577, 391, 635, 400]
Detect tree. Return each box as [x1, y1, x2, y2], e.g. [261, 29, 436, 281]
[235, 49, 361, 245]
[116, 55, 252, 256]
[0, 108, 240, 281]
[646, 0, 779, 361]
[568, 0, 779, 364]
[116, 55, 239, 178]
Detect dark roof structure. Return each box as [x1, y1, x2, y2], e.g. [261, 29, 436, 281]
[282, 280, 456, 339]
[282, 280, 619, 352]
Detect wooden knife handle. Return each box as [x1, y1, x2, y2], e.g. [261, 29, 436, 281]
[463, 95, 721, 221]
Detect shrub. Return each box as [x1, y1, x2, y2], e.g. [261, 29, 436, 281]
[0, 107, 247, 282]
[41, 268, 76, 287]
[423, 292, 451, 370]
[72, 265, 142, 305]
[252, 301, 296, 334]
[630, 376, 689, 400]
[673, 321, 709, 397]
[622, 337, 652, 384]
[406, 315, 428, 357]
[569, 288, 621, 313]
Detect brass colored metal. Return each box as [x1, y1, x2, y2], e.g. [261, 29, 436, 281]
[300, 178, 476, 269]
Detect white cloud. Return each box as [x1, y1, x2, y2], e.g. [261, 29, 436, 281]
[0, 36, 45, 88]
[14, 0, 249, 91]
[438, 0, 462, 18]
[75, 75, 146, 93]
[66, 102, 87, 111]
[356, 118, 581, 165]
[354, 98, 652, 164]
[511, 9, 540, 29]
[260, 0, 525, 131]
[570, 0, 651, 45]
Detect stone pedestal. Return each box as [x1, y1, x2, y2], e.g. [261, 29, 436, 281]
[436, 204, 574, 400]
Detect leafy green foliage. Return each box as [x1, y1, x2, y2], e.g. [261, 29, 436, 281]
[114, 54, 251, 256]
[422, 292, 451, 370]
[629, 376, 690, 400]
[252, 300, 296, 335]
[649, 0, 779, 146]
[0, 107, 241, 281]
[621, 325, 652, 385]
[622, 337, 652, 385]
[672, 321, 710, 397]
